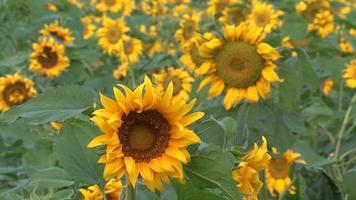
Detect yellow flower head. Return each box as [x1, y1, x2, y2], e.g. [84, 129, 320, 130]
[113, 62, 129, 79]
[343, 59, 356, 89]
[81, 16, 96, 40]
[50, 121, 63, 133]
[79, 178, 122, 200]
[197, 21, 282, 110]
[118, 37, 143, 64]
[0, 74, 37, 112]
[247, 1, 284, 33]
[140, 25, 163, 57]
[322, 77, 334, 95]
[265, 149, 305, 197]
[339, 36, 354, 54]
[295, 0, 330, 20]
[141, 0, 168, 17]
[95, 0, 135, 15]
[153, 67, 194, 102]
[39, 20, 74, 45]
[29, 38, 70, 78]
[175, 13, 202, 47]
[308, 10, 334, 38]
[44, 3, 58, 12]
[87, 77, 204, 191]
[207, 0, 240, 15]
[97, 17, 130, 55]
[232, 137, 271, 200]
[219, 6, 247, 25]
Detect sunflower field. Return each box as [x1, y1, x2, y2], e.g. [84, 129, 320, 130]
[0, 0, 356, 199]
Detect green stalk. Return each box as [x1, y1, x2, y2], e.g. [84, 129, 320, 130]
[125, 184, 135, 200]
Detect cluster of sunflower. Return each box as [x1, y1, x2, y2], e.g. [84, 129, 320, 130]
[0, 0, 356, 199]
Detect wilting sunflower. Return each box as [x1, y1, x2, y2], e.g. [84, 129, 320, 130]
[87, 77, 204, 191]
[97, 17, 129, 55]
[219, 6, 247, 25]
[174, 13, 201, 47]
[29, 38, 70, 78]
[81, 16, 96, 40]
[232, 137, 271, 200]
[197, 21, 282, 110]
[265, 148, 305, 197]
[343, 59, 356, 89]
[339, 36, 354, 54]
[118, 37, 143, 64]
[141, 0, 168, 17]
[322, 78, 334, 95]
[79, 178, 122, 200]
[39, 20, 74, 45]
[0, 74, 37, 112]
[247, 1, 284, 33]
[153, 67, 193, 101]
[307, 10, 334, 38]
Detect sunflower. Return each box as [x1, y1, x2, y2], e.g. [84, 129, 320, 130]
[247, 1, 284, 33]
[113, 62, 129, 79]
[50, 121, 63, 133]
[172, 4, 192, 17]
[87, 77, 204, 191]
[219, 6, 247, 25]
[29, 38, 70, 78]
[174, 13, 201, 46]
[322, 78, 334, 95]
[232, 137, 270, 200]
[39, 20, 74, 45]
[295, 0, 330, 20]
[265, 149, 305, 197]
[197, 21, 282, 110]
[44, 3, 57, 11]
[0, 74, 37, 112]
[207, 0, 239, 15]
[140, 25, 163, 57]
[118, 37, 143, 64]
[153, 67, 193, 101]
[79, 178, 122, 200]
[307, 10, 334, 38]
[179, 33, 214, 75]
[343, 59, 356, 89]
[97, 17, 129, 55]
[281, 37, 298, 57]
[339, 36, 354, 54]
[81, 16, 96, 40]
[141, 0, 168, 17]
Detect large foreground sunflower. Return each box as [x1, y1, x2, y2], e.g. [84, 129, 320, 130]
[29, 38, 70, 78]
[0, 74, 37, 112]
[97, 17, 129, 55]
[197, 21, 282, 110]
[153, 67, 193, 101]
[87, 77, 204, 191]
[265, 148, 305, 197]
[232, 137, 271, 200]
[343, 59, 356, 89]
[39, 20, 74, 45]
[79, 178, 122, 200]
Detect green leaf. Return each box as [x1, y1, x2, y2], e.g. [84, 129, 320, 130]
[0, 85, 95, 125]
[30, 167, 75, 188]
[55, 120, 105, 187]
[280, 14, 308, 41]
[294, 48, 319, 92]
[297, 166, 342, 200]
[185, 145, 240, 200]
[173, 181, 224, 200]
[52, 189, 75, 200]
[292, 140, 334, 166]
[343, 169, 356, 200]
[0, 51, 29, 67]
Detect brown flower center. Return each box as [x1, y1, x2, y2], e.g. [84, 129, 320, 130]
[107, 27, 122, 44]
[164, 76, 183, 96]
[255, 13, 270, 27]
[119, 110, 170, 162]
[103, 0, 116, 6]
[49, 31, 65, 42]
[215, 41, 264, 88]
[2, 82, 29, 106]
[183, 20, 196, 40]
[37, 46, 59, 69]
[226, 8, 245, 25]
[191, 45, 205, 66]
[268, 157, 291, 179]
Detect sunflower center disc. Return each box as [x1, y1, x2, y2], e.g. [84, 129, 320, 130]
[255, 13, 270, 27]
[119, 110, 170, 162]
[191, 46, 205, 66]
[3, 82, 28, 106]
[49, 31, 65, 42]
[183, 20, 195, 40]
[164, 76, 183, 96]
[215, 41, 264, 88]
[107, 27, 121, 44]
[104, 0, 116, 6]
[37, 46, 59, 68]
[227, 8, 244, 24]
[269, 157, 290, 179]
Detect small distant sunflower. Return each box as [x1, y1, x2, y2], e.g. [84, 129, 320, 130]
[87, 77, 204, 191]
[174, 13, 201, 46]
[113, 62, 129, 79]
[95, 0, 119, 12]
[219, 6, 247, 25]
[265, 148, 305, 197]
[295, 0, 330, 20]
[140, 25, 163, 57]
[307, 10, 334, 38]
[197, 21, 282, 110]
[141, 0, 168, 17]
[44, 3, 58, 11]
[339, 36, 354, 54]
[97, 17, 129, 55]
[79, 178, 122, 200]
[172, 4, 192, 17]
[81, 16, 96, 40]
[118, 37, 143, 64]
[322, 77, 334, 95]
[232, 137, 270, 200]
[0, 74, 37, 112]
[343, 60, 356, 89]
[39, 20, 74, 45]
[29, 38, 70, 78]
[247, 1, 284, 33]
[153, 67, 193, 101]
[207, 0, 239, 15]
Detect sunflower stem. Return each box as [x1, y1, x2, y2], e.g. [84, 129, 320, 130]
[125, 184, 135, 200]
[335, 93, 356, 159]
